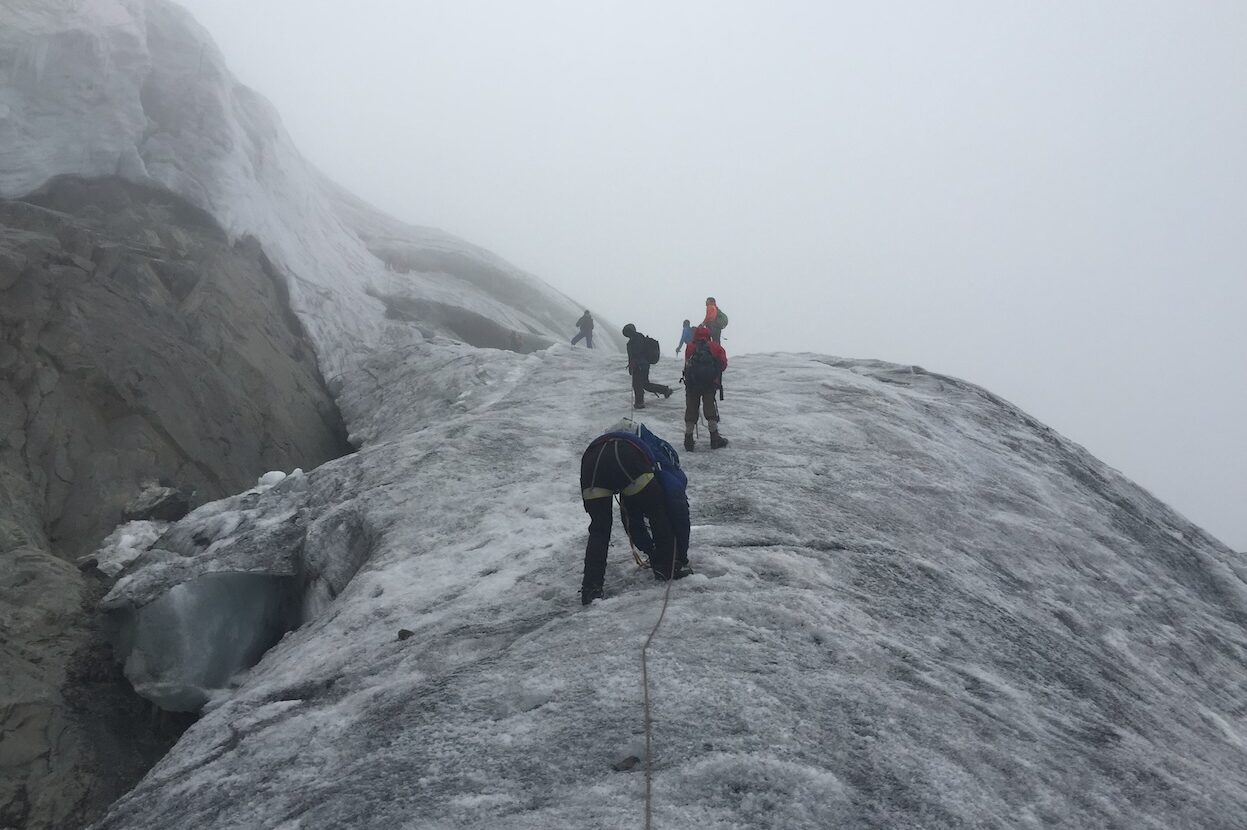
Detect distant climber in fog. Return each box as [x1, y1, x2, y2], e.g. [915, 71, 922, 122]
[571, 310, 594, 348]
[675, 319, 693, 355]
[622, 323, 673, 409]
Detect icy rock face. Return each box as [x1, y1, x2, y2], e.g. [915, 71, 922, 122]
[2, 0, 595, 822]
[0, 0, 599, 379]
[100, 466, 377, 711]
[0, 173, 352, 827]
[0, 175, 350, 558]
[92, 345, 1247, 830]
[323, 178, 627, 354]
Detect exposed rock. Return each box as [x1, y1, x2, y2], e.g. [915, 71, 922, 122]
[0, 548, 184, 830]
[0, 175, 352, 558]
[0, 547, 86, 830]
[0, 175, 353, 829]
[122, 482, 191, 523]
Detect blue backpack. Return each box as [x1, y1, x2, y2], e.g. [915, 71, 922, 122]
[636, 424, 686, 492]
[600, 425, 687, 496]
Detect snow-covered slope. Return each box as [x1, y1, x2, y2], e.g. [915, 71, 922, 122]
[0, 0, 595, 378]
[92, 344, 1247, 829]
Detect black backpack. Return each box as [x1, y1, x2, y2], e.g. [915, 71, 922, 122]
[684, 341, 719, 392]
[643, 335, 661, 364]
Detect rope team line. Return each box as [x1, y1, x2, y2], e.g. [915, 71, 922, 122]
[640, 562, 675, 830]
[613, 407, 677, 830]
[617, 495, 651, 569]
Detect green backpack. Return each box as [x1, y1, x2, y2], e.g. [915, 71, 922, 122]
[715, 309, 728, 330]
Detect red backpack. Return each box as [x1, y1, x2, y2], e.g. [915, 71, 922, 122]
[684, 339, 720, 392]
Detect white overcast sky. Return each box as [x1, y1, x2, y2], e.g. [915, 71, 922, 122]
[174, 0, 1246, 550]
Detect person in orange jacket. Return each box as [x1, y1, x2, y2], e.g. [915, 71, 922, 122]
[681, 325, 729, 451]
[699, 297, 728, 343]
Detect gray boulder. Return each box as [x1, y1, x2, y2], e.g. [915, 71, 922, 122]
[122, 482, 192, 523]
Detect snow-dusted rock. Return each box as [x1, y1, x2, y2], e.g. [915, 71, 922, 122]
[0, 159, 352, 830]
[94, 520, 166, 577]
[122, 483, 191, 523]
[0, 0, 600, 382]
[1, 1, 602, 818]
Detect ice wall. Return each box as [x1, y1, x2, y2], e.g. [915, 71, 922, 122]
[107, 572, 301, 711]
[100, 470, 376, 711]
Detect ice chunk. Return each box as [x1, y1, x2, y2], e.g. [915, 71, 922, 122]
[106, 572, 301, 712]
[94, 520, 168, 577]
[257, 470, 287, 488]
[299, 504, 374, 622]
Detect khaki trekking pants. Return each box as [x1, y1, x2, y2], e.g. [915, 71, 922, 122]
[684, 388, 720, 429]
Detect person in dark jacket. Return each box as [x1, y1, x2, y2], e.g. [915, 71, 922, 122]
[675, 319, 694, 355]
[579, 419, 693, 604]
[621, 323, 672, 409]
[571, 310, 594, 348]
[682, 325, 729, 451]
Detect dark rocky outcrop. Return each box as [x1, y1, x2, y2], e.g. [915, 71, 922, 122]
[121, 482, 192, 523]
[0, 176, 352, 829]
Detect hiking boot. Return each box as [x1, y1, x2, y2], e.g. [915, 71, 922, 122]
[633, 400, 646, 410]
[653, 563, 694, 582]
[683, 434, 695, 451]
[710, 433, 729, 449]
[581, 585, 605, 605]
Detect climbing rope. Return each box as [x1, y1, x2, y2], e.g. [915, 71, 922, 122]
[640, 539, 676, 829]
[616, 495, 650, 570]
[609, 401, 683, 826]
[617, 494, 676, 829]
